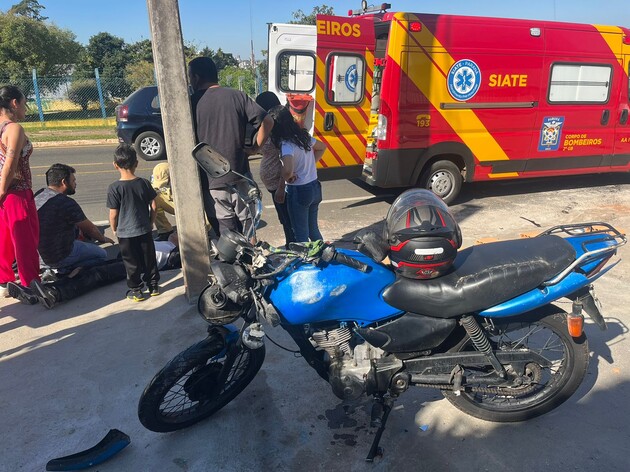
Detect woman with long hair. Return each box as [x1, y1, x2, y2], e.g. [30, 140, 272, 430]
[255, 92, 294, 245]
[0, 85, 40, 296]
[269, 106, 327, 242]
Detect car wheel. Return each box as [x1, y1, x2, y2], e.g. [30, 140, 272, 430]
[134, 131, 165, 161]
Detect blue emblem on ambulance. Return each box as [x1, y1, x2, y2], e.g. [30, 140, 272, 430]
[538, 117, 565, 151]
[345, 64, 358, 93]
[447, 59, 481, 101]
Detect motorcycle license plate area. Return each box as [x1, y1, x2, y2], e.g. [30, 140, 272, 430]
[268, 249, 402, 326]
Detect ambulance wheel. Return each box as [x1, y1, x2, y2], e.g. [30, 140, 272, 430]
[420, 160, 462, 204]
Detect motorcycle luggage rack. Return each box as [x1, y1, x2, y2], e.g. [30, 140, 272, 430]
[538, 222, 626, 286]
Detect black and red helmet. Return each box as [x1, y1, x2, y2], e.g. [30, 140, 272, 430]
[385, 189, 462, 279]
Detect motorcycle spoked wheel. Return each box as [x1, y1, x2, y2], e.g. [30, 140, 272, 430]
[138, 335, 265, 432]
[443, 306, 589, 422]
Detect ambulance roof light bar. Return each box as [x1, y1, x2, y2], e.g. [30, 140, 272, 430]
[349, 2, 391, 17]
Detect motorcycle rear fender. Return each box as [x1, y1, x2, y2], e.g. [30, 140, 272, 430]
[566, 286, 607, 331]
[479, 262, 616, 319]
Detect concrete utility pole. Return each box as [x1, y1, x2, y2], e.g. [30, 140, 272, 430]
[146, 0, 210, 301]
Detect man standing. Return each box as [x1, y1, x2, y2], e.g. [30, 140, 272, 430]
[37, 163, 113, 273]
[188, 56, 274, 235]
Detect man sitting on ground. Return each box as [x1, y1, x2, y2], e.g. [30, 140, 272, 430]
[37, 163, 114, 272]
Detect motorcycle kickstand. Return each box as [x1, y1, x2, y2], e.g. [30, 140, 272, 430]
[366, 396, 395, 462]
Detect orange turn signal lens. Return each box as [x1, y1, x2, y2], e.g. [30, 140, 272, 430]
[567, 314, 584, 338]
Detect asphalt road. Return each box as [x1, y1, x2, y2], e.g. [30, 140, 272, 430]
[4, 144, 630, 471]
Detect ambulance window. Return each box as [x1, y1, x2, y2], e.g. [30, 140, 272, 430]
[548, 64, 612, 104]
[326, 54, 365, 105]
[278, 52, 315, 93]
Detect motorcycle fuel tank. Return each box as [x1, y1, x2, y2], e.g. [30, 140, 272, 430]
[268, 249, 402, 326]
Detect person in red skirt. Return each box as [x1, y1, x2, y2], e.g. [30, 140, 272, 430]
[0, 85, 40, 297]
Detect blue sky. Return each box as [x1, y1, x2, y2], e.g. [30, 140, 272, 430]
[1, 0, 629, 59]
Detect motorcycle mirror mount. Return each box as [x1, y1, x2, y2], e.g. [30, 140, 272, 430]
[192, 142, 260, 193]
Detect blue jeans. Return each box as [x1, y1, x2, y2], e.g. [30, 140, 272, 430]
[286, 180, 323, 242]
[53, 240, 108, 273]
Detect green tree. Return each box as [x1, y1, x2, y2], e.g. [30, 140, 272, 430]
[219, 66, 255, 96]
[7, 0, 47, 20]
[127, 39, 153, 63]
[125, 61, 155, 89]
[0, 12, 81, 96]
[289, 5, 334, 25]
[74, 32, 132, 99]
[67, 80, 99, 111]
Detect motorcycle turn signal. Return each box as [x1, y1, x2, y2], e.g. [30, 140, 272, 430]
[567, 301, 585, 338]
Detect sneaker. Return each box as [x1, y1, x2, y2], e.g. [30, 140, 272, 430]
[149, 284, 160, 297]
[126, 288, 147, 302]
[29, 279, 59, 309]
[0, 283, 8, 298]
[7, 282, 38, 305]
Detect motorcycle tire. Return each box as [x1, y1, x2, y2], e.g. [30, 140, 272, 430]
[443, 306, 589, 422]
[138, 335, 265, 432]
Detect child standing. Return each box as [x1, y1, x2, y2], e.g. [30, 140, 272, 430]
[107, 144, 160, 301]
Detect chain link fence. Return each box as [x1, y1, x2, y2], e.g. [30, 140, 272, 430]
[0, 72, 137, 126]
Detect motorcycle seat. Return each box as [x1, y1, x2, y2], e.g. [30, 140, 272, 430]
[382, 235, 576, 318]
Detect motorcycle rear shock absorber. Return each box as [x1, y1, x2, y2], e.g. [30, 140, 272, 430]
[460, 315, 506, 378]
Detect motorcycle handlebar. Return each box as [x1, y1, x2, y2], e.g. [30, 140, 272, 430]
[335, 252, 371, 273]
[321, 245, 371, 273]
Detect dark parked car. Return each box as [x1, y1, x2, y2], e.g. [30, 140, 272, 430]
[115, 86, 165, 161]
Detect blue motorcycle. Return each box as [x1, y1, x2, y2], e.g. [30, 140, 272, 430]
[138, 144, 625, 461]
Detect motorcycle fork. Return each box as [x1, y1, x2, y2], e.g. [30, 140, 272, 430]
[460, 315, 506, 379]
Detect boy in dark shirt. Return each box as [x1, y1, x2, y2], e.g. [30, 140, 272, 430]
[107, 144, 160, 301]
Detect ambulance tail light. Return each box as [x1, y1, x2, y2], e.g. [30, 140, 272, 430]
[375, 114, 388, 141]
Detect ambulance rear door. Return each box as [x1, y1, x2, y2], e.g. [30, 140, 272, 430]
[268, 23, 317, 130]
[314, 14, 375, 176]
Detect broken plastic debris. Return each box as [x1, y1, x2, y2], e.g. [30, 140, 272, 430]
[419, 425, 429, 431]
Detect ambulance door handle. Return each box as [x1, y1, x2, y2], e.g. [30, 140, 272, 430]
[600, 110, 610, 125]
[324, 112, 335, 131]
[620, 109, 628, 125]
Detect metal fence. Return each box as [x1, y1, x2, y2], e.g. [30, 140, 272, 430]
[0, 70, 135, 126]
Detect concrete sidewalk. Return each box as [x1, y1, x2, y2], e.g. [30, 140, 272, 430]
[2, 177, 630, 471]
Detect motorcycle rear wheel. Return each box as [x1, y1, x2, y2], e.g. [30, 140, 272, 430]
[443, 307, 589, 422]
[138, 335, 265, 432]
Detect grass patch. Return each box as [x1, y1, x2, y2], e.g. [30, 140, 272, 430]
[23, 118, 117, 143]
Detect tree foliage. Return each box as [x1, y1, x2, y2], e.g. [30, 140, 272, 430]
[289, 5, 334, 24]
[67, 80, 99, 111]
[8, 0, 47, 21]
[0, 12, 81, 95]
[125, 60, 155, 89]
[73, 32, 132, 99]
[219, 66, 256, 96]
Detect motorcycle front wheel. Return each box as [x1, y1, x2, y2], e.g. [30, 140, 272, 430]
[443, 306, 589, 422]
[138, 335, 265, 432]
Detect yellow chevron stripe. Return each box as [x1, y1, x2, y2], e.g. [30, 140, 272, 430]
[593, 25, 624, 66]
[314, 55, 367, 166]
[390, 13, 510, 165]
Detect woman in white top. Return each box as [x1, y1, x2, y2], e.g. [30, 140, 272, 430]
[269, 106, 327, 242]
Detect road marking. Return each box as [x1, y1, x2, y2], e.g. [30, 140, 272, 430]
[31, 162, 111, 169]
[263, 194, 394, 209]
[93, 220, 110, 226]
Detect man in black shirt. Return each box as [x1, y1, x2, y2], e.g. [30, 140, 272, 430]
[37, 164, 114, 273]
[188, 56, 274, 235]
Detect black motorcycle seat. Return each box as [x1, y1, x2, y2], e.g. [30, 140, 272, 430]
[382, 235, 576, 318]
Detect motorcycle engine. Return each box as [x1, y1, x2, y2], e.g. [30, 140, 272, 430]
[311, 326, 385, 400]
